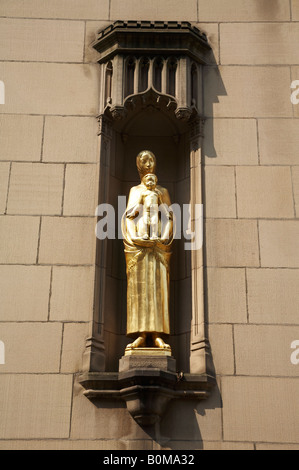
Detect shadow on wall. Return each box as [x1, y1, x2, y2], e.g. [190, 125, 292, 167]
[85, 381, 222, 448]
[159, 381, 222, 449]
[256, 0, 282, 19]
[155, 52, 226, 444]
[80, 385, 222, 450]
[202, 66, 227, 159]
[201, 48, 227, 335]
[166, 49, 226, 449]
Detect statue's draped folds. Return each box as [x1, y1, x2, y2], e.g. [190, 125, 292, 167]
[122, 151, 173, 350]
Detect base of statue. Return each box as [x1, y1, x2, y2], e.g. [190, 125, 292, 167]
[79, 347, 215, 428]
[118, 350, 177, 425]
[119, 348, 176, 373]
[124, 347, 171, 357]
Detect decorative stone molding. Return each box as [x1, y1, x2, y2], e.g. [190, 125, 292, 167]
[93, 20, 210, 124]
[80, 20, 216, 428]
[79, 362, 214, 426]
[92, 21, 210, 64]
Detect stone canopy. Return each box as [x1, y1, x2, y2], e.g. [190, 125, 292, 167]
[92, 20, 211, 64]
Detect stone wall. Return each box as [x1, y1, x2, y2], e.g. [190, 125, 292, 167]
[0, 0, 298, 450]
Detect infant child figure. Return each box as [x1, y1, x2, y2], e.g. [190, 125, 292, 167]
[139, 173, 161, 240]
[127, 173, 172, 242]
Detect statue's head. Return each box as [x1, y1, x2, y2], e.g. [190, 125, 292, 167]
[142, 173, 158, 190]
[136, 150, 156, 179]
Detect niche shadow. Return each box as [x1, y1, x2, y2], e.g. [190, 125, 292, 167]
[91, 23, 227, 448]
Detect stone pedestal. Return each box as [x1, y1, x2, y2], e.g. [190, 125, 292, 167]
[79, 349, 215, 427]
[118, 350, 177, 425]
[119, 348, 176, 373]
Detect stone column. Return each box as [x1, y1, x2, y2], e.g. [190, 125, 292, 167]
[175, 56, 192, 120]
[82, 114, 113, 372]
[189, 117, 214, 376]
[110, 55, 125, 119]
[161, 58, 167, 95]
[148, 57, 154, 89]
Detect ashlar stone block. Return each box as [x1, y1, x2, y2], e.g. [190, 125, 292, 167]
[247, 268, 299, 325]
[222, 377, 299, 443]
[236, 166, 294, 219]
[50, 266, 95, 322]
[38, 216, 96, 265]
[208, 324, 234, 375]
[0, 323, 62, 373]
[207, 268, 247, 323]
[292, 0, 299, 20]
[63, 164, 99, 216]
[204, 166, 236, 218]
[0, 0, 110, 20]
[7, 163, 64, 215]
[221, 23, 299, 65]
[0, 265, 51, 321]
[0, 19, 85, 62]
[110, 0, 198, 21]
[259, 220, 299, 267]
[204, 118, 258, 165]
[0, 62, 99, 116]
[258, 119, 299, 165]
[234, 324, 299, 377]
[43, 116, 99, 163]
[205, 219, 259, 267]
[0, 374, 72, 439]
[198, 0, 290, 21]
[60, 323, 89, 373]
[0, 115, 44, 162]
[204, 66, 292, 118]
[0, 216, 40, 264]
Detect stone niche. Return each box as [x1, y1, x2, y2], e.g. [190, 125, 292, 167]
[79, 21, 216, 427]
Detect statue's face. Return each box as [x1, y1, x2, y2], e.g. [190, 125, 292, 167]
[138, 152, 155, 173]
[143, 174, 157, 189]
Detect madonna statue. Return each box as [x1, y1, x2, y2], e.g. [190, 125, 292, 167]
[122, 150, 174, 352]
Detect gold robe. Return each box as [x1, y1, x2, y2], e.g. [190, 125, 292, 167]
[122, 184, 173, 338]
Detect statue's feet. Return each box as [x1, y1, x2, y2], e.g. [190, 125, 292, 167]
[126, 335, 146, 350]
[154, 336, 171, 350]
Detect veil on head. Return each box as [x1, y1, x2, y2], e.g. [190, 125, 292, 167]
[136, 150, 156, 179]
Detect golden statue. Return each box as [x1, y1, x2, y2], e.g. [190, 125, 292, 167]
[122, 150, 174, 354]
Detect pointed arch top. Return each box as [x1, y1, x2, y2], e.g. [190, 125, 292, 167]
[94, 21, 210, 124]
